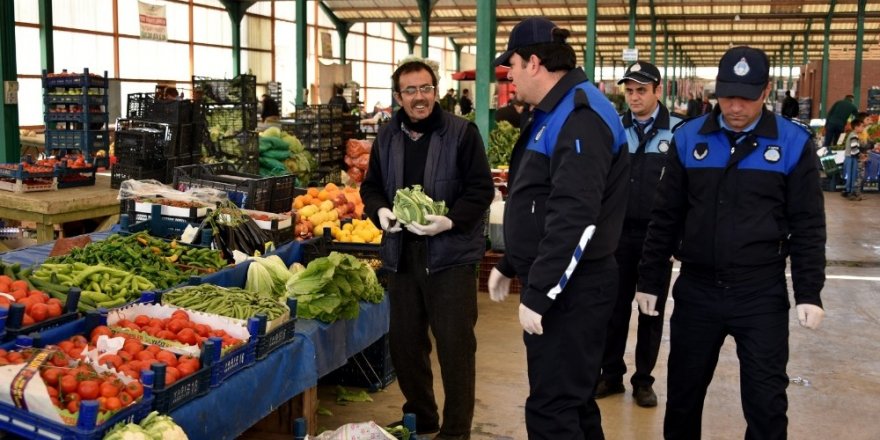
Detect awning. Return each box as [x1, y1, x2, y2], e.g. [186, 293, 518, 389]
[451, 66, 510, 81]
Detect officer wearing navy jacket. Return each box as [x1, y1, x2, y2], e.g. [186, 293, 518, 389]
[636, 46, 826, 439]
[596, 61, 681, 408]
[487, 17, 629, 439]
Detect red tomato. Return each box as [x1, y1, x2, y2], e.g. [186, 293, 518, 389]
[155, 351, 178, 367]
[171, 310, 190, 321]
[46, 303, 63, 318]
[59, 375, 78, 394]
[104, 396, 122, 411]
[124, 381, 144, 399]
[66, 399, 80, 413]
[41, 367, 62, 386]
[176, 328, 197, 346]
[99, 381, 119, 398]
[90, 326, 113, 344]
[134, 315, 151, 327]
[77, 380, 100, 400]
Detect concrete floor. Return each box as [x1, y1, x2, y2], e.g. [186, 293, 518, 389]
[312, 191, 880, 439]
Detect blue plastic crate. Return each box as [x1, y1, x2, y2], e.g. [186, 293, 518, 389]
[45, 130, 109, 152]
[2, 289, 81, 342]
[0, 395, 153, 440]
[255, 317, 297, 360]
[43, 69, 108, 89]
[209, 336, 257, 387]
[44, 93, 105, 106]
[0, 161, 58, 180]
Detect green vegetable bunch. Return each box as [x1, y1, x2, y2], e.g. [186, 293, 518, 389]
[103, 411, 188, 440]
[487, 120, 519, 168]
[285, 251, 385, 323]
[162, 284, 289, 321]
[392, 185, 448, 226]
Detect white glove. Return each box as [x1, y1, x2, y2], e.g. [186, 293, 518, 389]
[635, 292, 659, 316]
[519, 304, 543, 335]
[487, 268, 511, 302]
[405, 215, 453, 236]
[377, 207, 402, 233]
[796, 304, 825, 329]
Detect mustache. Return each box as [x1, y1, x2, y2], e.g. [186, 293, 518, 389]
[411, 100, 430, 108]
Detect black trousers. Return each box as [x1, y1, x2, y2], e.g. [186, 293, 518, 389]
[524, 258, 618, 440]
[664, 274, 790, 440]
[600, 229, 671, 387]
[387, 241, 477, 437]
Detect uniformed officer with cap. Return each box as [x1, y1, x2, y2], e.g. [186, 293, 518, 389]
[636, 46, 826, 439]
[595, 60, 681, 408]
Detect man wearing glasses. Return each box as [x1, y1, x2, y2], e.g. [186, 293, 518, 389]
[360, 57, 494, 440]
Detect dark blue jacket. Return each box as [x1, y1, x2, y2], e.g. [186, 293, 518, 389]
[497, 68, 630, 314]
[638, 107, 826, 307]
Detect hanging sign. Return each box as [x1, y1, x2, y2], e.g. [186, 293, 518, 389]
[139, 1, 167, 41]
[622, 48, 639, 62]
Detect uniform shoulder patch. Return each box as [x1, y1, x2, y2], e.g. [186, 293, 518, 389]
[693, 142, 709, 160]
[764, 145, 781, 163]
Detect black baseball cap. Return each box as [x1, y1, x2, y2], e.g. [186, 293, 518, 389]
[494, 17, 559, 66]
[715, 46, 770, 100]
[617, 61, 662, 85]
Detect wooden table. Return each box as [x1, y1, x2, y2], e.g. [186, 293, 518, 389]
[0, 174, 119, 242]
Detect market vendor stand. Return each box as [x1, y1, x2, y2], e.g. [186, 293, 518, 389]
[0, 234, 390, 438]
[0, 174, 119, 242]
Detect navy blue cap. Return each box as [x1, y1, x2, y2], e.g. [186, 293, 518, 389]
[617, 61, 662, 85]
[715, 46, 770, 100]
[495, 17, 559, 66]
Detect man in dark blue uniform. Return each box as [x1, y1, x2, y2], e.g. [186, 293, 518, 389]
[487, 17, 629, 439]
[596, 61, 681, 408]
[637, 46, 826, 439]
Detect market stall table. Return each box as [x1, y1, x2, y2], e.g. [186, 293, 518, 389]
[0, 234, 391, 439]
[0, 174, 119, 243]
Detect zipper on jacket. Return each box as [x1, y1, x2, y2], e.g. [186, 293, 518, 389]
[531, 200, 535, 213]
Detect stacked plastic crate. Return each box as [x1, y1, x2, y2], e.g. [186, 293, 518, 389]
[280, 104, 346, 185]
[111, 93, 198, 188]
[192, 75, 259, 174]
[41, 68, 110, 188]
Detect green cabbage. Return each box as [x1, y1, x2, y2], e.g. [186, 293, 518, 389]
[392, 185, 448, 226]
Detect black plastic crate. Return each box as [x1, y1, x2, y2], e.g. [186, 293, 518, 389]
[321, 334, 395, 392]
[193, 74, 257, 104]
[294, 104, 343, 119]
[269, 174, 296, 213]
[111, 162, 168, 188]
[57, 163, 98, 188]
[173, 163, 275, 212]
[127, 93, 194, 124]
[199, 102, 258, 133]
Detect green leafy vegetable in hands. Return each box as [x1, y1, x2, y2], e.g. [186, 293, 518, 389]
[392, 185, 448, 226]
[487, 121, 519, 168]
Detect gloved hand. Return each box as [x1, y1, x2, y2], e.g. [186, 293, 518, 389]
[405, 215, 453, 236]
[796, 304, 825, 329]
[635, 292, 660, 316]
[377, 207, 402, 233]
[519, 304, 543, 335]
[487, 268, 511, 302]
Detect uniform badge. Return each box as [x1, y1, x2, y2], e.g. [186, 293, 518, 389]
[734, 57, 750, 76]
[693, 143, 709, 161]
[764, 145, 781, 163]
[658, 140, 670, 153]
[630, 63, 642, 72]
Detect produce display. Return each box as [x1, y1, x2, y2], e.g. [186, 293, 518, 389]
[43, 233, 227, 291]
[0, 345, 146, 427]
[161, 284, 290, 322]
[0, 276, 66, 325]
[31, 263, 155, 311]
[285, 251, 384, 323]
[204, 203, 273, 258]
[53, 324, 203, 387]
[258, 126, 315, 182]
[103, 411, 188, 440]
[332, 218, 382, 244]
[109, 306, 245, 351]
[293, 183, 366, 240]
[344, 138, 372, 183]
[244, 255, 293, 299]
[392, 185, 448, 226]
[487, 120, 519, 167]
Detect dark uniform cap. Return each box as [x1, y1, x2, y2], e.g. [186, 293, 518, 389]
[494, 17, 559, 66]
[715, 46, 770, 100]
[617, 61, 662, 85]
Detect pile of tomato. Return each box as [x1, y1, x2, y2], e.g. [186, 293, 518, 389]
[0, 276, 66, 325]
[111, 309, 242, 349]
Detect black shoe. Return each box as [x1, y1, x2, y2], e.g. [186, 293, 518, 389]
[633, 385, 658, 407]
[594, 379, 625, 398]
[387, 419, 440, 435]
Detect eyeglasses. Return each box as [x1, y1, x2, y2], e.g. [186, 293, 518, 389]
[399, 85, 436, 96]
